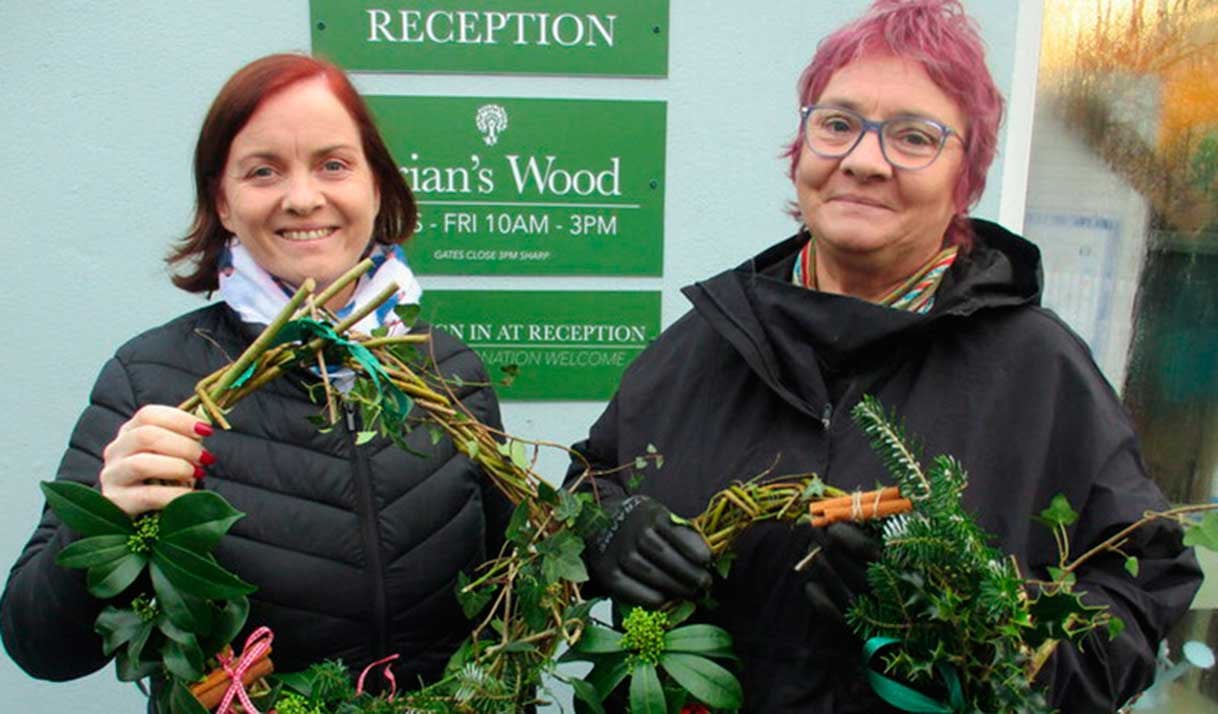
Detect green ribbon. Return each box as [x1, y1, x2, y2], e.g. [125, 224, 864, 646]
[863, 637, 966, 713]
[232, 318, 413, 429]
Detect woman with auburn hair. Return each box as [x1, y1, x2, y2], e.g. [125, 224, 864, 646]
[1, 53, 510, 706]
[571, 1, 1200, 711]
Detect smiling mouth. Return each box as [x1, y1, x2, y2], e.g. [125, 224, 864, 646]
[278, 227, 337, 241]
[831, 196, 890, 210]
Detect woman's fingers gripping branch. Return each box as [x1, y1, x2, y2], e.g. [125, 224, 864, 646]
[99, 405, 216, 516]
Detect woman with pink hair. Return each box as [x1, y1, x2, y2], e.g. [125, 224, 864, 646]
[571, 1, 1200, 711]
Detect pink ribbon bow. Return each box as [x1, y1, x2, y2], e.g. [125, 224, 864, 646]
[356, 653, 401, 701]
[216, 626, 274, 714]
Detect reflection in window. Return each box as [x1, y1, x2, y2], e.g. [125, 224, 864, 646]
[1026, 1, 1218, 710]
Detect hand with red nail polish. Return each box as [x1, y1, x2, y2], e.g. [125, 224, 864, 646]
[99, 405, 215, 516]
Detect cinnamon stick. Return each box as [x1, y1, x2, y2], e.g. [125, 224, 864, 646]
[189, 652, 274, 710]
[810, 498, 913, 528]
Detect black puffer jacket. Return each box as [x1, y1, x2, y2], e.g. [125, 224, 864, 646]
[570, 220, 1201, 713]
[1, 303, 511, 691]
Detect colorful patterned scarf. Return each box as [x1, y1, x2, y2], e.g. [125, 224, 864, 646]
[792, 236, 958, 314]
[217, 239, 423, 335]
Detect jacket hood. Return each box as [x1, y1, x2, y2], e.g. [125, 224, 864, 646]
[680, 218, 1042, 416]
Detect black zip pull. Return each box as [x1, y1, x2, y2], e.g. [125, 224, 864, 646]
[821, 403, 832, 430]
[344, 402, 357, 432]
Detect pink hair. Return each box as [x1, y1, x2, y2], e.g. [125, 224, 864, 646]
[783, 0, 1005, 250]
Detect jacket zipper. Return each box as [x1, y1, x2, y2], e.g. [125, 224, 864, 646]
[345, 402, 390, 660]
[820, 402, 832, 430]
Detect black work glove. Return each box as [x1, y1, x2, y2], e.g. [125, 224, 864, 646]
[584, 495, 713, 608]
[802, 522, 883, 626]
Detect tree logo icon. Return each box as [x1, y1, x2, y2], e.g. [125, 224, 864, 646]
[475, 104, 508, 146]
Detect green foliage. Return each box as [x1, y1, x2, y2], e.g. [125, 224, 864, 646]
[1184, 512, 1218, 550]
[847, 397, 1052, 713]
[565, 605, 741, 712]
[40, 482, 251, 714]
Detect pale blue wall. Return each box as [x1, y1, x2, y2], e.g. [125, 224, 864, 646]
[0, 2, 1032, 711]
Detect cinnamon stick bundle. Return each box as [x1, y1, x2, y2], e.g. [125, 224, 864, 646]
[188, 646, 275, 711]
[809, 487, 912, 528]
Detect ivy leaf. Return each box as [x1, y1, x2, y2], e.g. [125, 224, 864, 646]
[573, 626, 625, 654]
[56, 534, 131, 569]
[1027, 588, 1104, 643]
[1184, 512, 1218, 551]
[538, 531, 588, 584]
[152, 542, 256, 600]
[95, 606, 148, 656]
[505, 502, 533, 546]
[40, 481, 133, 537]
[1035, 493, 1079, 529]
[1107, 615, 1127, 640]
[626, 472, 645, 493]
[1124, 557, 1140, 578]
[554, 490, 583, 524]
[1045, 567, 1077, 589]
[800, 476, 827, 500]
[455, 571, 496, 620]
[371, 325, 389, 338]
[628, 662, 667, 714]
[428, 426, 444, 446]
[159, 491, 244, 552]
[659, 652, 743, 709]
[499, 363, 519, 387]
[663, 624, 734, 654]
[634, 456, 648, 471]
[465, 439, 480, 460]
[393, 304, 421, 329]
[86, 551, 148, 599]
[537, 480, 560, 506]
[355, 430, 378, 446]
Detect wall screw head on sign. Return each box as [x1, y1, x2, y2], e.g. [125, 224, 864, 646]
[476, 104, 509, 146]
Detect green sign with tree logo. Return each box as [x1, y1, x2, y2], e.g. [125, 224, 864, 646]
[368, 95, 666, 276]
[420, 290, 660, 400]
[310, 0, 669, 76]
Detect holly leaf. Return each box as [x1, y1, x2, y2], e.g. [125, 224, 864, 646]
[659, 652, 743, 709]
[1027, 587, 1105, 643]
[1184, 512, 1218, 551]
[40, 481, 133, 537]
[628, 663, 666, 714]
[152, 542, 256, 600]
[1035, 493, 1079, 528]
[86, 551, 148, 599]
[159, 491, 244, 552]
[56, 534, 131, 569]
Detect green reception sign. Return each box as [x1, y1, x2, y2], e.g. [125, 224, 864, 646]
[310, 0, 669, 76]
[368, 95, 666, 276]
[420, 290, 660, 400]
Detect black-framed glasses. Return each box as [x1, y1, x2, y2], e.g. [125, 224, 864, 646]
[800, 104, 964, 170]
